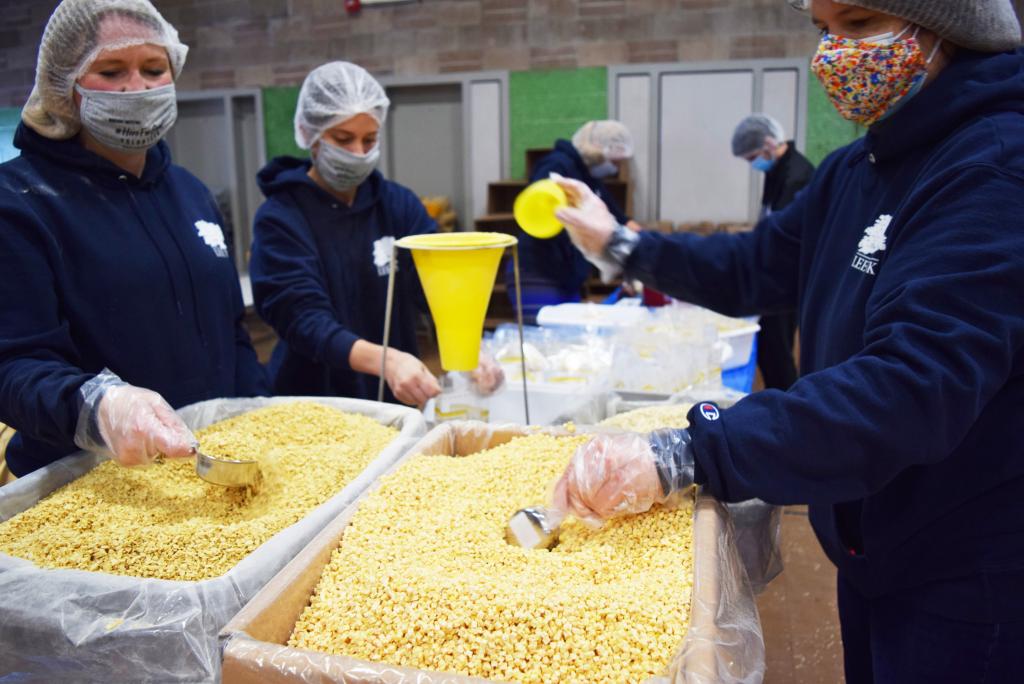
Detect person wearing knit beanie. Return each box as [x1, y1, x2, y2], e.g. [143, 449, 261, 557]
[802, 0, 1021, 126]
[548, 2, 1024, 683]
[790, 0, 1021, 52]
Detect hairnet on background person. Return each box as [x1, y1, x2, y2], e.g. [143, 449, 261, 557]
[293, 61, 391, 151]
[571, 120, 634, 165]
[732, 114, 786, 157]
[786, 0, 1021, 52]
[22, 0, 188, 141]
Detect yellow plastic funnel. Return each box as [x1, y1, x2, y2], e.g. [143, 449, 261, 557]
[396, 232, 517, 372]
[513, 179, 567, 239]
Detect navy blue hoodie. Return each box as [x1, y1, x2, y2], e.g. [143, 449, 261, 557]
[517, 139, 630, 296]
[0, 124, 268, 476]
[628, 49, 1024, 621]
[250, 158, 436, 401]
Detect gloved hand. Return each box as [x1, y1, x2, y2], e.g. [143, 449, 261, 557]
[74, 370, 197, 467]
[470, 353, 505, 396]
[385, 349, 442, 406]
[551, 173, 640, 282]
[550, 174, 617, 257]
[551, 429, 696, 526]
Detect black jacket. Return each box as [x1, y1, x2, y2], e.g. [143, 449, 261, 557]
[761, 142, 815, 216]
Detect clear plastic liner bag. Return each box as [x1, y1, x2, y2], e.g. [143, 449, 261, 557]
[655, 496, 767, 684]
[723, 498, 782, 596]
[0, 396, 426, 683]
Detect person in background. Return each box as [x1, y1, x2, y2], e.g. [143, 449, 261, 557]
[550, 0, 1024, 681]
[513, 120, 641, 320]
[732, 113, 815, 389]
[250, 62, 502, 406]
[0, 0, 268, 476]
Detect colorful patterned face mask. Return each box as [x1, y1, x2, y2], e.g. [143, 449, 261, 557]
[811, 25, 938, 127]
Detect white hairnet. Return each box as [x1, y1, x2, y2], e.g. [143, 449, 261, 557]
[731, 114, 786, 157]
[571, 120, 634, 165]
[22, 0, 188, 141]
[294, 62, 391, 150]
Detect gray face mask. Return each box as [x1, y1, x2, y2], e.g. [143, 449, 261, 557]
[589, 160, 618, 179]
[75, 83, 178, 153]
[314, 140, 380, 191]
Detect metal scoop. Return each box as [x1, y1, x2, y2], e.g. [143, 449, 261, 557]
[195, 450, 262, 488]
[506, 506, 565, 550]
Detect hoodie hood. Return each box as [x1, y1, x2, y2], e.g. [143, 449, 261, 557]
[553, 139, 587, 174]
[257, 155, 384, 215]
[14, 122, 172, 186]
[866, 48, 1024, 163]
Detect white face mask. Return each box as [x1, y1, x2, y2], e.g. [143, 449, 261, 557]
[314, 139, 380, 191]
[75, 83, 178, 152]
[861, 23, 916, 46]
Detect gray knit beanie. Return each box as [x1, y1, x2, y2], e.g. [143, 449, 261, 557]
[789, 0, 1021, 52]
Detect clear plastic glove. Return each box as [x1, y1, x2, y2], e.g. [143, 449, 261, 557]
[551, 429, 695, 526]
[550, 173, 618, 257]
[470, 353, 505, 396]
[74, 370, 197, 467]
[385, 349, 441, 406]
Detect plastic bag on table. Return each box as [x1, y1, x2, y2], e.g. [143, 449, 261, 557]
[0, 397, 426, 683]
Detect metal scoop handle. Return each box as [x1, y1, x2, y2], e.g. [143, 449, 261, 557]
[506, 506, 566, 550]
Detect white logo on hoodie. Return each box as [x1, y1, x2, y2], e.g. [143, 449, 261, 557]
[851, 214, 891, 275]
[373, 236, 395, 276]
[195, 220, 229, 258]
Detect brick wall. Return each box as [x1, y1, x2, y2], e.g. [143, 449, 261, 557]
[3, 0, 1024, 108]
[0, 0, 822, 107]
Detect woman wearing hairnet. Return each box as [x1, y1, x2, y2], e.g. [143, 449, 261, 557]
[550, 0, 1024, 680]
[250, 62, 502, 406]
[0, 0, 267, 476]
[514, 121, 641, 319]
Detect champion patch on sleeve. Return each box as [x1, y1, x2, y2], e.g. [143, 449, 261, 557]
[698, 403, 720, 421]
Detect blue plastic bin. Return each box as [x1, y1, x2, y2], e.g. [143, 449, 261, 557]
[722, 334, 758, 394]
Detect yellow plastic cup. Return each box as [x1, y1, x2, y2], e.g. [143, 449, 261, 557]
[396, 232, 517, 372]
[513, 179, 567, 239]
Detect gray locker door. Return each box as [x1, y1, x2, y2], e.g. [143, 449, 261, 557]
[659, 70, 755, 225]
[612, 60, 807, 225]
[383, 84, 464, 229]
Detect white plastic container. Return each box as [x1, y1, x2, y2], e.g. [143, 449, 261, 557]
[536, 302, 647, 329]
[720, 321, 761, 370]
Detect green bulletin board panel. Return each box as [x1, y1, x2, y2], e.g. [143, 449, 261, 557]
[509, 67, 607, 179]
[805, 69, 864, 166]
[0, 108, 22, 163]
[262, 86, 304, 161]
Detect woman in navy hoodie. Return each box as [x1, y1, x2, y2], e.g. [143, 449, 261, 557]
[550, 0, 1024, 680]
[0, 0, 267, 476]
[514, 120, 640, 320]
[250, 62, 501, 406]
